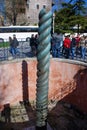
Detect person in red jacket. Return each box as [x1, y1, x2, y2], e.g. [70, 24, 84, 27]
[63, 35, 71, 58]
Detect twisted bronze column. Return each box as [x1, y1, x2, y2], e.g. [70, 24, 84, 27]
[36, 8, 52, 130]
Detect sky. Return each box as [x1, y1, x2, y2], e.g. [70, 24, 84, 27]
[52, 0, 87, 13]
[63, 0, 87, 6]
[53, 0, 87, 6]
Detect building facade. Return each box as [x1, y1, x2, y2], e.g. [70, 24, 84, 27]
[0, 0, 52, 26]
[25, 0, 52, 25]
[0, 0, 65, 26]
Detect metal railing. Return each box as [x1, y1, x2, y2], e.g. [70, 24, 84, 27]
[51, 47, 87, 63]
[0, 39, 34, 62]
[0, 39, 87, 63]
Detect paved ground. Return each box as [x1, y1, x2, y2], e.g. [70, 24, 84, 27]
[1, 101, 87, 130]
[0, 101, 54, 130]
[0, 103, 36, 130]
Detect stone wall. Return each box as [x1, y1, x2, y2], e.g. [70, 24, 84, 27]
[0, 58, 87, 113]
[26, 0, 52, 24]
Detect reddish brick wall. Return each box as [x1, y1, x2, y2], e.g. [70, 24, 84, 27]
[0, 58, 87, 112]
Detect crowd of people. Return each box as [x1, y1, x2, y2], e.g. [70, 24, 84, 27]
[51, 33, 87, 61]
[8, 33, 87, 62]
[8, 34, 39, 58]
[30, 34, 39, 56]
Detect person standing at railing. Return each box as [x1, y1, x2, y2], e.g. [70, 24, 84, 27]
[34, 34, 39, 55]
[71, 34, 77, 59]
[85, 36, 87, 61]
[51, 34, 57, 57]
[75, 34, 81, 57]
[9, 36, 13, 54]
[30, 34, 36, 56]
[80, 35, 86, 60]
[63, 35, 71, 58]
[55, 33, 63, 58]
[9, 34, 19, 58]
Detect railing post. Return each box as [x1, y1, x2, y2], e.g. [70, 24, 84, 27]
[36, 9, 52, 130]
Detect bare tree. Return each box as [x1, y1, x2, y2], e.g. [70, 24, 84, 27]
[5, 0, 26, 25]
[0, 15, 4, 26]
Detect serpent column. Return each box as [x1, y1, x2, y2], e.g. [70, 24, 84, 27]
[36, 9, 52, 130]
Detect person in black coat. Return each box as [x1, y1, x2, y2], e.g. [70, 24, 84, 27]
[30, 34, 36, 56]
[71, 34, 77, 59]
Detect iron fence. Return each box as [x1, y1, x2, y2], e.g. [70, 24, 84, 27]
[0, 39, 87, 63]
[0, 39, 34, 62]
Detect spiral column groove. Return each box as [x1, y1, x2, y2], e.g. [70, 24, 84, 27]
[36, 8, 52, 129]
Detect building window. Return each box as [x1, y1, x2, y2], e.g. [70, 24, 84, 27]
[26, 0, 30, 4]
[43, 5, 46, 9]
[27, 4, 29, 8]
[26, 0, 30, 8]
[36, 4, 39, 9]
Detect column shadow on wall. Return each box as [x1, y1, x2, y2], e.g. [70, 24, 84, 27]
[0, 60, 36, 130]
[20, 60, 35, 121]
[48, 68, 87, 130]
[22, 60, 29, 103]
[61, 68, 87, 111]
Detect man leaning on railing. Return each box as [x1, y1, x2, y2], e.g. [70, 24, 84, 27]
[9, 34, 19, 58]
